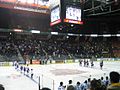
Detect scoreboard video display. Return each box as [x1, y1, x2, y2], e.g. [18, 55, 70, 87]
[49, 0, 61, 26]
[64, 5, 83, 25]
[50, 6, 61, 26]
[66, 6, 81, 21]
[51, 6, 60, 22]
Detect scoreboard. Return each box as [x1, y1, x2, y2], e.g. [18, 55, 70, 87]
[64, 5, 83, 25]
[50, 0, 83, 26]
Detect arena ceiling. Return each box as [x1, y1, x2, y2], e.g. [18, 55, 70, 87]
[51, 0, 120, 34]
[0, 0, 120, 34]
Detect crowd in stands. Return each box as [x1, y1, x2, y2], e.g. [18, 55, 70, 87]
[112, 37, 120, 58]
[0, 36, 120, 62]
[0, 39, 18, 62]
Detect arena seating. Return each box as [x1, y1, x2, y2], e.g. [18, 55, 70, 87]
[0, 36, 120, 63]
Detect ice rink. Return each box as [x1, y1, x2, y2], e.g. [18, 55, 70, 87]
[0, 61, 120, 90]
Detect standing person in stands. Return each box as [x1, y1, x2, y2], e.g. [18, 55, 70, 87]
[101, 77, 105, 85]
[105, 76, 110, 87]
[87, 78, 91, 90]
[81, 80, 88, 90]
[107, 71, 120, 90]
[75, 81, 81, 90]
[0, 84, 4, 90]
[58, 82, 66, 90]
[90, 79, 106, 90]
[67, 80, 75, 90]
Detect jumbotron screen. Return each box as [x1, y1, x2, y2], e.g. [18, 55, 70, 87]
[66, 6, 81, 21]
[64, 5, 83, 24]
[50, 6, 61, 26]
[51, 6, 60, 22]
[0, 0, 49, 14]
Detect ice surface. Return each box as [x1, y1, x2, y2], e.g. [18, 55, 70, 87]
[0, 61, 120, 90]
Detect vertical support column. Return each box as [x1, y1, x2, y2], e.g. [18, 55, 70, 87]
[92, 0, 95, 14]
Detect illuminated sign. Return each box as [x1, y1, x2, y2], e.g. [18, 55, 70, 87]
[64, 19, 83, 24]
[50, 19, 61, 26]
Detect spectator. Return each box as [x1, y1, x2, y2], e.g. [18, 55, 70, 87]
[0, 84, 4, 90]
[90, 79, 106, 90]
[58, 82, 66, 90]
[81, 80, 88, 90]
[105, 76, 110, 87]
[67, 80, 75, 90]
[101, 77, 105, 85]
[75, 81, 81, 90]
[87, 78, 91, 89]
[107, 71, 120, 90]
